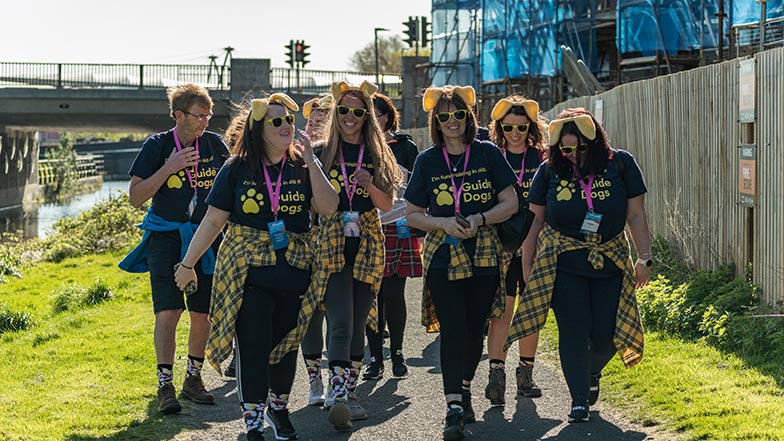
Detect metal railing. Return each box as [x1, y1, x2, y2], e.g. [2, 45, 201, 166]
[269, 67, 402, 97]
[732, 17, 784, 58]
[38, 155, 103, 185]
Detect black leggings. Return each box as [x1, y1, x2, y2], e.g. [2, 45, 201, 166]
[324, 266, 375, 364]
[365, 275, 407, 360]
[550, 269, 622, 407]
[427, 269, 498, 396]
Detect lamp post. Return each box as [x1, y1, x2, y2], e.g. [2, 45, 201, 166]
[374, 27, 390, 88]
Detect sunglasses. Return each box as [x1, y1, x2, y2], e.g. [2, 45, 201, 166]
[559, 144, 588, 154]
[501, 123, 530, 133]
[264, 114, 295, 128]
[435, 109, 467, 123]
[336, 105, 368, 118]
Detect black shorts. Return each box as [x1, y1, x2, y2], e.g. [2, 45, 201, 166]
[147, 230, 212, 314]
[505, 254, 525, 298]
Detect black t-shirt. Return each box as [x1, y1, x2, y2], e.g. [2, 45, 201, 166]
[321, 142, 377, 213]
[503, 148, 544, 199]
[206, 156, 312, 233]
[388, 132, 419, 175]
[129, 130, 229, 223]
[406, 140, 517, 269]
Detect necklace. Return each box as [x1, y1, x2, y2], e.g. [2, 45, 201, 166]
[448, 151, 466, 172]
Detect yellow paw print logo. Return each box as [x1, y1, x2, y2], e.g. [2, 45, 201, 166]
[167, 171, 187, 189]
[329, 169, 344, 193]
[240, 188, 264, 214]
[556, 180, 576, 201]
[433, 183, 454, 206]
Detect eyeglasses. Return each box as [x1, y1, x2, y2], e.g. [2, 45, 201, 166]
[183, 111, 213, 121]
[501, 123, 530, 133]
[559, 144, 588, 154]
[336, 105, 368, 118]
[435, 109, 467, 123]
[264, 114, 295, 128]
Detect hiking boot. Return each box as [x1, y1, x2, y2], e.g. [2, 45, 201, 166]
[362, 358, 384, 380]
[328, 398, 352, 431]
[391, 350, 408, 378]
[246, 429, 265, 441]
[157, 383, 182, 414]
[225, 353, 237, 378]
[265, 407, 298, 440]
[323, 383, 335, 409]
[589, 373, 601, 406]
[516, 364, 542, 398]
[181, 374, 215, 404]
[568, 405, 590, 423]
[443, 407, 465, 441]
[485, 365, 506, 406]
[347, 391, 368, 420]
[461, 389, 475, 424]
[308, 377, 325, 406]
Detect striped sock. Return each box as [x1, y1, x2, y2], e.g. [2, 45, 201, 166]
[186, 355, 204, 377]
[156, 364, 173, 387]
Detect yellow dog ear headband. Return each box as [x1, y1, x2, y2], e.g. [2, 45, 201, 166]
[491, 98, 540, 122]
[302, 95, 335, 119]
[422, 86, 476, 112]
[331, 80, 378, 102]
[249, 93, 299, 129]
[548, 114, 597, 142]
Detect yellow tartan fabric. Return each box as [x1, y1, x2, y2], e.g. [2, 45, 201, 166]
[420, 226, 507, 333]
[206, 223, 312, 373]
[505, 224, 644, 368]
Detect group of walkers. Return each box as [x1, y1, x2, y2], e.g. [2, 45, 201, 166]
[121, 80, 651, 441]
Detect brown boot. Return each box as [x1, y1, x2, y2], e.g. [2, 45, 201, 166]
[157, 383, 182, 414]
[181, 374, 215, 404]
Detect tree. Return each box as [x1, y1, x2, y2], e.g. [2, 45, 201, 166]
[349, 35, 406, 74]
[44, 133, 78, 198]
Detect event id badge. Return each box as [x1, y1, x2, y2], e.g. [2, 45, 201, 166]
[444, 234, 460, 246]
[343, 211, 361, 237]
[580, 211, 603, 234]
[268, 219, 289, 250]
[395, 218, 411, 239]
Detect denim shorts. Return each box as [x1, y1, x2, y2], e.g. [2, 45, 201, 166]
[147, 231, 212, 313]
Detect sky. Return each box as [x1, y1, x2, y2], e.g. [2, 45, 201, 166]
[3, 0, 431, 71]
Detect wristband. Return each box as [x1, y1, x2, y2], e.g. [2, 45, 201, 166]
[480, 212, 487, 226]
[179, 262, 193, 270]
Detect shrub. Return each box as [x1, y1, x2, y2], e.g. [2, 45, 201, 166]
[52, 279, 114, 313]
[0, 306, 34, 334]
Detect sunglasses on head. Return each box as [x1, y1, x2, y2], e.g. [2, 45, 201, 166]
[336, 105, 368, 118]
[501, 123, 529, 133]
[559, 144, 588, 154]
[264, 114, 295, 128]
[435, 109, 467, 123]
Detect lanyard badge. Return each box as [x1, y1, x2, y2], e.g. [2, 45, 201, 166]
[578, 175, 603, 234]
[339, 144, 365, 237]
[263, 156, 290, 249]
[502, 147, 528, 186]
[441, 145, 471, 246]
[173, 127, 200, 219]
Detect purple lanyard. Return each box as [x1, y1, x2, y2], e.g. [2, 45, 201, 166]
[441, 145, 471, 214]
[172, 127, 199, 188]
[502, 147, 527, 186]
[338, 144, 365, 210]
[262, 155, 287, 220]
[578, 174, 596, 212]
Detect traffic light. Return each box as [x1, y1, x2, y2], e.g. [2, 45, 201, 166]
[284, 40, 295, 68]
[295, 40, 310, 67]
[420, 16, 430, 48]
[403, 16, 418, 47]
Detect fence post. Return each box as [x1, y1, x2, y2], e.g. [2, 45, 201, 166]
[57, 64, 62, 89]
[139, 65, 144, 89]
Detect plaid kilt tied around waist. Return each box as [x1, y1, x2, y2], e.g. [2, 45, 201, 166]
[206, 223, 312, 373]
[420, 226, 507, 333]
[382, 223, 423, 278]
[504, 224, 645, 368]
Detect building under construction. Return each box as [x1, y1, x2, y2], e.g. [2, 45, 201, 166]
[429, 0, 784, 116]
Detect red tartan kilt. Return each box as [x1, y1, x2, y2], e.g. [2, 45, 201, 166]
[382, 223, 423, 278]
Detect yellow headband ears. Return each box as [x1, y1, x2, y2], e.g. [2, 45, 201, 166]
[422, 85, 477, 112]
[548, 114, 597, 142]
[331, 80, 378, 101]
[302, 98, 317, 119]
[491, 98, 540, 122]
[303, 95, 334, 118]
[249, 93, 299, 129]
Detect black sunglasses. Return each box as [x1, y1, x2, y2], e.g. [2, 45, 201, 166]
[559, 144, 588, 154]
[264, 114, 295, 128]
[435, 109, 467, 123]
[336, 105, 368, 118]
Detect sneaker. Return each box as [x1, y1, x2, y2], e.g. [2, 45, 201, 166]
[328, 398, 352, 431]
[391, 350, 408, 378]
[516, 364, 542, 398]
[157, 383, 182, 414]
[246, 429, 265, 441]
[347, 391, 368, 420]
[362, 358, 384, 380]
[265, 407, 298, 440]
[225, 354, 237, 378]
[181, 374, 215, 404]
[443, 407, 465, 441]
[589, 373, 601, 405]
[485, 365, 506, 406]
[323, 383, 335, 409]
[461, 389, 475, 424]
[568, 405, 590, 423]
[308, 378, 325, 406]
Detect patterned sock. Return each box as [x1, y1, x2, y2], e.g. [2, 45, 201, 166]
[156, 364, 173, 387]
[447, 402, 464, 413]
[241, 402, 265, 432]
[329, 365, 349, 400]
[519, 356, 535, 367]
[303, 356, 322, 384]
[186, 355, 204, 377]
[268, 392, 289, 411]
[489, 359, 505, 370]
[347, 359, 362, 392]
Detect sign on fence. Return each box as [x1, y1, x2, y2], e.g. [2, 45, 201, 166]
[738, 59, 755, 123]
[739, 144, 756, 207]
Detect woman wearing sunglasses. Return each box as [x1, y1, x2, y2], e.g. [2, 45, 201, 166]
[361, 92, 423, 382]
[483, 95, 548, 407]
[314, 81, 402, 431]
[506, 108, 649, 423]
[405, 85, 517, 441]
[173, 93, 339, 441]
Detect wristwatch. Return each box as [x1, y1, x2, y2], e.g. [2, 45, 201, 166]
[636, 257, 653, 267]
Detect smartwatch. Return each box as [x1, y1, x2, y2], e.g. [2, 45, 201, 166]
[636, 257, 653, 267]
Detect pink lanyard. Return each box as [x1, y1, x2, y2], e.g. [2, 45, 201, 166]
[338, 144, 365, 210]
[441, 145, 471, 214]
[578, 174, 596, 212]
[502, 147, 528, 186]
[262, 156, 287, 220]
[172, 127, 199, 188]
